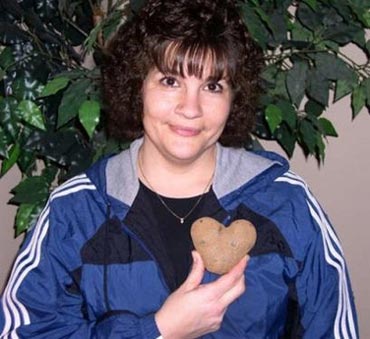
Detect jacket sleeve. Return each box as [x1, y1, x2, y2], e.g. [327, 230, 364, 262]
[0, 197, 162, 339]
[279, 173, 359, 339]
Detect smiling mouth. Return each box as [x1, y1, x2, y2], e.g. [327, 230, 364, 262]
[170, 125, 201, 137]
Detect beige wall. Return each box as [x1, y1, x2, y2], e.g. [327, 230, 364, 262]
[0, 167, 22, 290]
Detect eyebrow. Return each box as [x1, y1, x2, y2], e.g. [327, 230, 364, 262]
[156, 69, 228, 83]
[205, 75, 228, 82]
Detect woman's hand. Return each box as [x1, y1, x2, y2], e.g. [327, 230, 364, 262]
[155, 251, 248, 339]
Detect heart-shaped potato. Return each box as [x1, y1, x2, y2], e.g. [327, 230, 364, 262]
[191, 217, 257, 274]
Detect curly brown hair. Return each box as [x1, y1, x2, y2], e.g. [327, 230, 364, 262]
[101, 0, 263, 147]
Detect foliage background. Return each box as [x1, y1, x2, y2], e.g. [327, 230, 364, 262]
[0, 0, 369, 235]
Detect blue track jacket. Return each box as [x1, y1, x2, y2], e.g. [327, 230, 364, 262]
[0, 139, 358, 338]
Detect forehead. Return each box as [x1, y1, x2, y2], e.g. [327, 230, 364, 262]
[153, 40, 230, 80]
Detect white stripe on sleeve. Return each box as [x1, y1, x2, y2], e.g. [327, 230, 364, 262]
[1, 174, 96, 339]
[275, 172, 357, 339]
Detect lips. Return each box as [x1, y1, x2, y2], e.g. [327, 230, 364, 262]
[170, 124, 201, 137]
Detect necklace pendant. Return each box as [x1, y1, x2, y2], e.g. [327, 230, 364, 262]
[180, 218, 184, 224]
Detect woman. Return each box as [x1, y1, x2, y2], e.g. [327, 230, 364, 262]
[0, 0, 358, 338]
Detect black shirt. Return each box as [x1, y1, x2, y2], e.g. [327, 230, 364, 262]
[139, 181, 211, 287]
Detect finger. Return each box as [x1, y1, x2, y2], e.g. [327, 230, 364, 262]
[229, 255, 249, 275]
[219, 274, 246, 306]
[180, 251, 205, 292]
[206, 255, 248, 298]
[218, 256, 249, 304]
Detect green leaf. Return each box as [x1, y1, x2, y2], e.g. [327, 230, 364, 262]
[78, 100, 101, 138]
[276, 100, 297, 130]
[307, 71, 330, 106]
[0, 47, 14, 69]
[102, 8, 125, 40]
[305, 100, 325, 117]
[56, 69, 85, 81]
[296, 3, 322, 31]
[300, 119, 317, 153]
[12, 76, 44, 101]
[363, 10, 370, 28]
[15, 203, 43, 236]
[323, 23, 362, 45]
[10, 176, 49, 204]
[0, 97, 19, 140]
[1, 143, 21, 176]
[267, 11, 287, 45]
[239, 3, 269, 48]
[261, 64, 279, 84]
[351, 85, 366, 118]
[286, 61, 308, 107]
[0, 127, 10, 158]
[318, 118, 338, 137]
[350, 4, 370, 28]
[291, 20, 313, 42]
[335, 78, 358, 102]
[40, 76, 70, 97]
[0, 67, 5, 81]
[352, 30, 366, 47]
[315, 53, 354, 81]
[92, 136, 122, 163]
[363, 78, 370, 106]
[84, 23, 103, 53]
[15, 204, 35, 236]
[0, 23, 30, 44]
[58, 79, 90, 127]
[41, 165, 58, 185]
[270, 72, 290, 100]
[254, 7, 274, 33]
[16, 100, 46, 130]
[303, 0, 317, 10]
[315, 134, 326, 163]
[331, 1, 353, 20]
[322, 40, 339, 51]
[17, 150, 36, 175]
[265, 104, 283, 133]
[276, 124, 296, 158]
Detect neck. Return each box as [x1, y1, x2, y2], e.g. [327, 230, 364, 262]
[138, 144, 216, 198]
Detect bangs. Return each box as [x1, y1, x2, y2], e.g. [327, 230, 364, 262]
[152, 40, 235, 82]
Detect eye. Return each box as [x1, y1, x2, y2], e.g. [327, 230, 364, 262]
[160, 76, 179, 87]
[205, 82, 223, 93]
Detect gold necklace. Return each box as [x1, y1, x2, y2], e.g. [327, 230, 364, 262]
[138, 152, 214, 224]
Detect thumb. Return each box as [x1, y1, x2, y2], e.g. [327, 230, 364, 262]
[181, 251, 205, 292]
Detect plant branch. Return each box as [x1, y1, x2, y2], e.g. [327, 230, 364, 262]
[61, 17, 89, 39]
[265, 47, 370, 78]
[336, 49, 370, 78]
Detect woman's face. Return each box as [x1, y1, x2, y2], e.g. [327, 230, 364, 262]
[141, 59, 233, 165]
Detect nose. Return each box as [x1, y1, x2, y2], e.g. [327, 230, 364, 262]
[175, 89, 202, 119]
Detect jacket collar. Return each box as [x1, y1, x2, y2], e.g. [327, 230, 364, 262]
[105, 138, 288, 206]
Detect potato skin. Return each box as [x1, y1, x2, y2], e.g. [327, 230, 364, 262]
[191, 217, 257, 274]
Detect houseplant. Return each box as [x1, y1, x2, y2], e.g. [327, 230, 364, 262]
[0, 0, 369, 236]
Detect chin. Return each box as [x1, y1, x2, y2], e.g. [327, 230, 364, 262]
[165, 145, 202, 162]
[169, 151, 200, 162]
[160, 137, 215, 162]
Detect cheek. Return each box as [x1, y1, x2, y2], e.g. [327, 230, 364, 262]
[208, 100, 232, 125]
[143, 92, 177, 120]
[205, 113, 230, 136]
